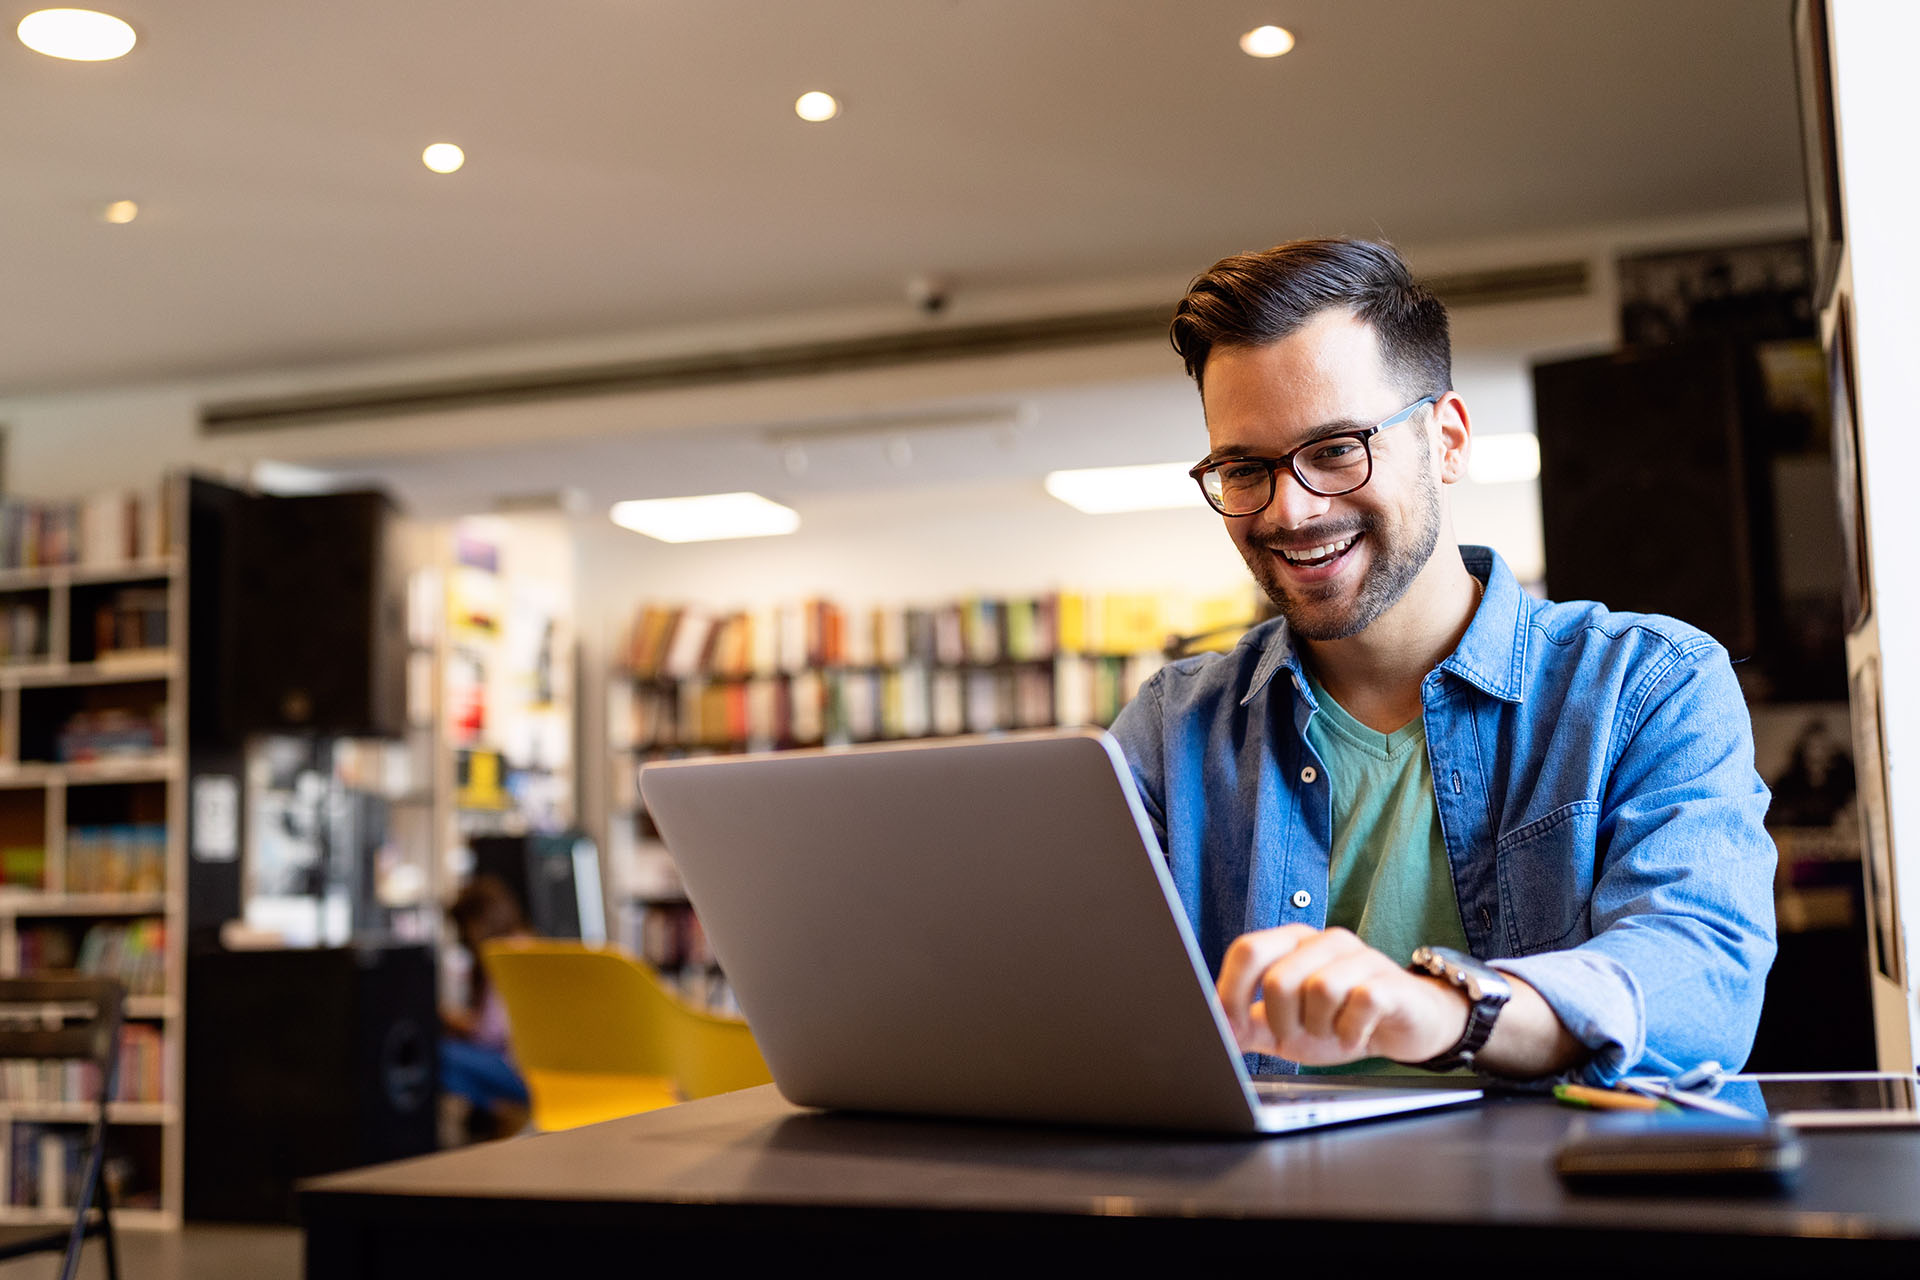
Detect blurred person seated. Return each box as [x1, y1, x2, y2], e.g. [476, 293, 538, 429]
[441, 874, 534, 1140]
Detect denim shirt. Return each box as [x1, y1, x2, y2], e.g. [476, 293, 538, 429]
[1109, 546, 1777, 1085]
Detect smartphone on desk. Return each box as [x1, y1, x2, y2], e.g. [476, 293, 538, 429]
[1554, 1114, 1803, 1193]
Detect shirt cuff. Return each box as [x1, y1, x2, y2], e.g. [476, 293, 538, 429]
[1487, 951, 1644, 1086]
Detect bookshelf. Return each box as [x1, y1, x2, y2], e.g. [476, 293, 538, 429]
[411, 516, 577, 1011]
[0, 482, 183, 1228]
[606, 588, 1253, 1011]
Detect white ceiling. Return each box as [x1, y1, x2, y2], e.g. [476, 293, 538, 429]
[4, 0, 1803, 398]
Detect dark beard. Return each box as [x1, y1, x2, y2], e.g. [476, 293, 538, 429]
[1243, 472, 1443, 642]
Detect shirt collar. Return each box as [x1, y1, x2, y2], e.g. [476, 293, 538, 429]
[1438, 545, 1528, 703]
[1238, 544, 1529, 707]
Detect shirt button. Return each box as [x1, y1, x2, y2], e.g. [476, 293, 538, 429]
[1299, 766, 1317, 784]
[1291, 890, 1312, 909]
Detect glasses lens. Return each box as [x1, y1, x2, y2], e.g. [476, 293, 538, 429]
[1293, 435, 1371, 495]
[1203, 461, 1273, 515]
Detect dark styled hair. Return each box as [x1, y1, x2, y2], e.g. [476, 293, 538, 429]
[1169, 238, 1451, 398]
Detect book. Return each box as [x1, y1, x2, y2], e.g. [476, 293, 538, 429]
[662, 609, 714, 679]
[933, 605, 966, 667]
[875, 606, 909, 668]
[1005, 598, 1038, 662]
[1056, 592, 1088, 654]
[1100, 593, 1166, 656]
[788, 670, 825, 744]
[842, 607, 876, 668]
[39, 1130, 65, 1210]
[963, 598, 1004, 665]
[774, 602, 808, 673]
[931, 670, 964, 737]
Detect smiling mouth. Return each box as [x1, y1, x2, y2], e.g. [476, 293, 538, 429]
[1275, 533, 1360, 568]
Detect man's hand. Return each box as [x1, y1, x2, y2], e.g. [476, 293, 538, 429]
[1216, 925, 1469, 1066]
[1216, 924, 1588, 1076]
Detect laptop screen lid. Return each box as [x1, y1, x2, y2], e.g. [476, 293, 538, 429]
[638, 729, 1271, 1132]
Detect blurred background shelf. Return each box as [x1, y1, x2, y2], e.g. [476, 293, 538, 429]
[0, 485, 186, 1226]
[0, 1102, 176, 1125]
[0, 893, 168, 917]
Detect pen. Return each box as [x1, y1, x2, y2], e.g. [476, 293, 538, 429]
[1553, 1083, 1673, 1112]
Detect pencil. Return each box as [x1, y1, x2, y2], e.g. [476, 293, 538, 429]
[1553, 1083, 1671, 1112]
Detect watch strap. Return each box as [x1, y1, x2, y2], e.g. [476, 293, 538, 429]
[1409, 946, 1509, 1072]
[1412, 997, 1502, 1072]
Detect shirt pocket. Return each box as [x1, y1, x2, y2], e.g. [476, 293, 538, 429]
[1494, 800, 1600, 955]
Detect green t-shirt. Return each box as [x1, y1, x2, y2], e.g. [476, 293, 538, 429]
[1299, 666, 1471, 1076]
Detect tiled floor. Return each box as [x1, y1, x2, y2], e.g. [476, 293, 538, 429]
[0, 1223, 302, 1280]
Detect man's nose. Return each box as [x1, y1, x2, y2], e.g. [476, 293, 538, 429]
[1258, 469, 1334, 531]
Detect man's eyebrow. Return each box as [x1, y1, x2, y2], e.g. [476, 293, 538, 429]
[1206, 417, 1376, 459]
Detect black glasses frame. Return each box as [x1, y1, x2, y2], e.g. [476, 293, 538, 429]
[1188, 394, 1439, 516]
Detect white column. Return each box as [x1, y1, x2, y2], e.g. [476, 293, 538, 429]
[1829, 0, 1920, 1071]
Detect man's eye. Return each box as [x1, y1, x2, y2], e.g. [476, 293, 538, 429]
[1307, 441, 1361, 464]
[1219, 462, 1268, 483]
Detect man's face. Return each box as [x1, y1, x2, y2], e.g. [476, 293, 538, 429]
[1199, 310, 1445, 642]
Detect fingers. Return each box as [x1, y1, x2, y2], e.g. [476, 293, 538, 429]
[1219, 927, 1413, 1064]
[1216, 925, 1318, 1045]
[1305, 950, 1391, 1056]
[1253, 928, 1368, 1057]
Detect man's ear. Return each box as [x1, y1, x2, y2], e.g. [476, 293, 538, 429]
[1432, 392, 1471, 485]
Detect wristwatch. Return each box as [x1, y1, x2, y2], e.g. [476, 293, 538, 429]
[1408, 945, 1511, 1072]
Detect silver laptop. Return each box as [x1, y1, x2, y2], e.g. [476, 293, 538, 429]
[638, 728, 1480, 1135]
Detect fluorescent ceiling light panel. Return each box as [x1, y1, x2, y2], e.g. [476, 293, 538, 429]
[1044, 463, 1206, 515]
[1467, 433, 1541, 486]
[610, 492, 800, 543]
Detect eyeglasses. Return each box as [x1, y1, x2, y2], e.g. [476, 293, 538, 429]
[1188, 395, 1438, 517]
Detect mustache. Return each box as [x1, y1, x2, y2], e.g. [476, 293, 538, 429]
[1248, 516, 1375, 553]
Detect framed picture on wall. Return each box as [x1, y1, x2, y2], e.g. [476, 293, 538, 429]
[1850, 657, 1904, 987]
[1830, 297, 1871, 631]
[1792, 0, 1844, 311]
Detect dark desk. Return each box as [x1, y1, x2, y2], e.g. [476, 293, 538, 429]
[303, 1085, 1920, 1278]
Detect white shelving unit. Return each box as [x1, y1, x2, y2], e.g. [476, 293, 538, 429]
[0, 497, 186, 1225]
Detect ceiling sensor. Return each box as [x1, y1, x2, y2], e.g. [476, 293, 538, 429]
[905, 274, 950, 315]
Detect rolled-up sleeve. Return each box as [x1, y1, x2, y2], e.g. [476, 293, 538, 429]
[1493, 639, 1776, 1085]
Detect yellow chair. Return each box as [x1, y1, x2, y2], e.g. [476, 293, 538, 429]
[479, 939, 773, 1132]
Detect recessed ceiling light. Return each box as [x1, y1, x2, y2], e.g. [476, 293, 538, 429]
[102, 199, 138, 224]
[421, 142, 465, 174]
[1466, 433, 1541, 486]
[1239, 25, 1296, 58]
[794, 91, 839, 123]
[16, 8, 136, 61]
[610, 493, 801, 543]
[1044, 463, 1208, 515]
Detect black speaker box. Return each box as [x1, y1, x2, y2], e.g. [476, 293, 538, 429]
[184, 944, 438, 1222]
[1532, 341, 1774, 657]
[234, 490, 408, 737]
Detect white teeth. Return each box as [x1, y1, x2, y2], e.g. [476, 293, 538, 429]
[1280, 535, 1356, 564]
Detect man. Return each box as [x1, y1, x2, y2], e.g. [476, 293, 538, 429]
[1109, 238, 1776, 1083]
